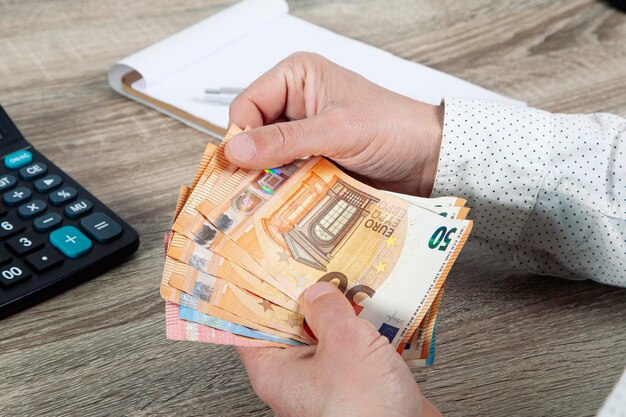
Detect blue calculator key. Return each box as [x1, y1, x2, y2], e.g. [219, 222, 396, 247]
[0, 175, 16, 191]
[4, 150, 32, 169]
[3, 187, 31, 206]
[19, 162, 47, 181]
[49, 226, 92, 259]
[33, 213, 62, 232]
[34, 175, 62, 192]
[18, 199, 47, 219]
[64, 199, 93, 219]
[49, 186, 77, 206]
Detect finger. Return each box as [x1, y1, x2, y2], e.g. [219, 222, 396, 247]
[229, 54, 311, 128]
[225, 112, 348, 169]
[302, 282, 357, 344]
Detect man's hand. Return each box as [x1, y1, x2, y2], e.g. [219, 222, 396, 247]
[237, 282, 443, 417]
[226, 52, 443, 197]
[229, 53, 445, 416]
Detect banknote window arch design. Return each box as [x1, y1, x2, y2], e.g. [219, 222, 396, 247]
[312, 200, 358, 244]
[264, 175, 380, 271]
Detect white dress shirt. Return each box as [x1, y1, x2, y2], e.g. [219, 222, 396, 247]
[433, 97, 625, 287]
[432, 97, 626, 414]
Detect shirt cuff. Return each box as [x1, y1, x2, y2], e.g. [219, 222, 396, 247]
[431, 97, 554, 244]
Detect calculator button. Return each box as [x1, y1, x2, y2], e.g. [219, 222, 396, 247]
[3, 187, 31, 206]
[34, 175, 62, 192]
[4, 150, 32, 170]
[0, 175, 16, 191]
[80, 213, 122, 243]
[25, 248, 63, 272]
[49, 226, 92, 258]
[64, 199, 93, 219]
[18, 199, 47, 219]
[6, 233, 45, 256]
[33, 212, 62, 232]
[0, 214, 25, 239]
[49, 186, 77, 206]
[19, 162, 47, 181]
[0, 248, 12, 266]
[0, 261, 31, 287]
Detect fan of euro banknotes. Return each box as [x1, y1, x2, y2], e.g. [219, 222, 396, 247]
[160, 125, 472, 366]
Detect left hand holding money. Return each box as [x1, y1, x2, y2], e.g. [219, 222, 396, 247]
[236, 282, 443, 417]
[225, 52, 443, 197]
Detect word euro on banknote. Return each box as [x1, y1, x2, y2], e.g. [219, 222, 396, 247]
[185, 154, 472, 348]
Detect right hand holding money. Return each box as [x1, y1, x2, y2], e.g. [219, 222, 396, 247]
[226, 52, 444, 197]
[237, 281, 443, 417]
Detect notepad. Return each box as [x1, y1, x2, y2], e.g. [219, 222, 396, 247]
[108, 0, 523, 140]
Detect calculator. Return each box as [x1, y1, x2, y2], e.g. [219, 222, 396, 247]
[0, 105, 139, 318]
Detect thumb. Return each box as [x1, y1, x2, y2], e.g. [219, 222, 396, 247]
[303, 282, 357, 343]
[225, 113, 342, 169]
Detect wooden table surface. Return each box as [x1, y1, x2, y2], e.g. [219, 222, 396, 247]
[1, 1, 625, 416]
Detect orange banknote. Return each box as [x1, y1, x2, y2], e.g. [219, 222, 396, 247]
[191, 139, 472, 348]
[162, 124, 473, 360]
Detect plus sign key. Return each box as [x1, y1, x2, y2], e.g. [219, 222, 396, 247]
[49, 226, 92, 258]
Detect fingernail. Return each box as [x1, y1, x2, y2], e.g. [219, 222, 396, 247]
[304, 282, 337, 304]
[228, 134, 256, 162]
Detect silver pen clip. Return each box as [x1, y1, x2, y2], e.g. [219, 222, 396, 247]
[204, 87, 245, 105]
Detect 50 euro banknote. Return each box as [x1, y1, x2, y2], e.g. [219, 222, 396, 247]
[171, 183, 467, 349]
[163, 125, 471, 360]
[174, 148, 472, 349]
[167, 186, 460, 357]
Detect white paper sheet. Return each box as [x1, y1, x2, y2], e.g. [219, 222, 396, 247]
[108, 0, 523, 139]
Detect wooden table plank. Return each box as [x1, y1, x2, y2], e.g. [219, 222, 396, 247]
[0, 1, 624, 415]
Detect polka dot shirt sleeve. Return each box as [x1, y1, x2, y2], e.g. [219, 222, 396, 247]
[431, 97, 626, 287]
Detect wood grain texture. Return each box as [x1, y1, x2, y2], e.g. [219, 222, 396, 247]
[0, 0, 624, 416]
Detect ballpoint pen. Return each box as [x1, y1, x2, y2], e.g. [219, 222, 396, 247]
[204, 87, 245, 105]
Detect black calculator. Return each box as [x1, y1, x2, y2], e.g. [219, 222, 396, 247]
[0, 105, 139, 318]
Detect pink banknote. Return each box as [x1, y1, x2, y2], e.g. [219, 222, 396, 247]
[165, 302, 283, 347]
